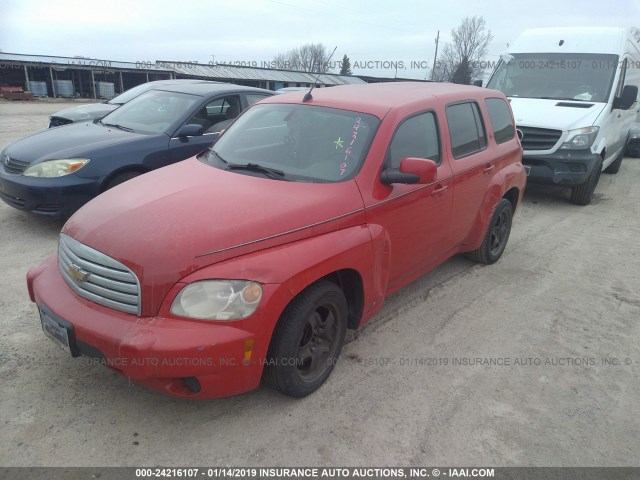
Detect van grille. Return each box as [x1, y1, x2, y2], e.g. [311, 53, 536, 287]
[518, 126, 563, 151]
[58, 233, 140, 315]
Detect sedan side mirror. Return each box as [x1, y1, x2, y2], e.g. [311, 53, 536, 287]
[177, 124, 205, 138]
[613, 85, 638, 110]
[380, 157, 437, 185]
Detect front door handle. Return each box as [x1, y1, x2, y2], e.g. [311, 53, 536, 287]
[431, 185, 448, 198]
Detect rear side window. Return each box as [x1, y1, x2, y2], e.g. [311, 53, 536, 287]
[388, 111, 440, 168]
[446, 102, 487, 158]
[485, 98, 515, 144]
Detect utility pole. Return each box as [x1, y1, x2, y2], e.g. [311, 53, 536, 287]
[430, 30, 440, 80]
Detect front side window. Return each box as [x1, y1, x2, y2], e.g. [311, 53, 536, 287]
[204, 104, 380, 183]
[185, 96, 241, 134]
[485, 98, 515, 144]
[246, 94, 271, 106]
[446, 102, 487, 158]
[387, 112, 440, 168]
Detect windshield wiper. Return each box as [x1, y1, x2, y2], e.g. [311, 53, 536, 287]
[209, 149, 228, 165]
[225, 162, 287, 180]
[100, 121, 134, 132]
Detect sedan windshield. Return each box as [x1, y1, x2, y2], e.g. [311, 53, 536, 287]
[206, 104, 379, 183]
[100, 90, 201, 134]
[487, 53, 618, 103]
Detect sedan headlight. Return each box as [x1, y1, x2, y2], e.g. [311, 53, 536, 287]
[171, 280, 263, 320]
[559, 127, 599, 150]
[22, 158, 90, 177]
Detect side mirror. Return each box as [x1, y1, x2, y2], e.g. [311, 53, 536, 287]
[177, 124, 205, 138]
[380, 157, 437, 185]
[473, 80, 483, 87]
[613, 85, 638, 110]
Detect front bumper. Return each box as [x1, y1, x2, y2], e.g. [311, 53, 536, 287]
[27, 255, 274, 399]
[0, 167, 100, 217]
[523, 149, 600, 186]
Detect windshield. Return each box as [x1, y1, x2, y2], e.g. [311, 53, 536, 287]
[108, 82, 155, 105]
[487, 53, 618, 103]
[205, 104, 380, 183]
[100, 89, 201, 134]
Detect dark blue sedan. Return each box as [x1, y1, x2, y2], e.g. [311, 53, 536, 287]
[0, 82, 273, 216]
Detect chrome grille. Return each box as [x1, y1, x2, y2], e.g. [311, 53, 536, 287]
[518, 126, 563, 151]
[3, 155, 30, 174]
[58, 233, 140, 315]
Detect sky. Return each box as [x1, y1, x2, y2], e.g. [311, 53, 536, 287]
[1, 0, 639, 79]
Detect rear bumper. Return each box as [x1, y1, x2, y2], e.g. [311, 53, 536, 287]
[523, 149, 600, 186]
[27, 255, 274, 399]
[0, 168, 99, 217]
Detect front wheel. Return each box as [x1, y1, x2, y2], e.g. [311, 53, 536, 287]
[570, 159, 602, 205]
[264, 281, 347, 397]
[466, 198, 513, 265]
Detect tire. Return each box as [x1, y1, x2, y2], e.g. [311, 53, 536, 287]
[570, 158, 602, 205]
[604, 148, 624, 174]
[466, 198, 513, 265]
[264, 281, 348, 397]
[104, 171, 142, 191]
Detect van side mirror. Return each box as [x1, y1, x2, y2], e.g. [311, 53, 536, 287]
[613, 85, 638, 110]
[177, 124, 205, 137]
[380, 158, 437, 185]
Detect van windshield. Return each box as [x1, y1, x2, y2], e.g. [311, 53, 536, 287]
[487, 53, 618, 103]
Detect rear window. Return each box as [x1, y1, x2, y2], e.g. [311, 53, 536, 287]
[446, 102, 487, 158]
[485, 98, 515, 144]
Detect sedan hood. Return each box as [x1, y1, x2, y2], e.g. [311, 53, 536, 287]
[50, 103, 119, 123]
[3, 122, 149, 164]
[63, 158, 366, 315]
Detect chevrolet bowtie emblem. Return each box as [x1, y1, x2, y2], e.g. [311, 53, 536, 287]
[68, 263, 90, 282]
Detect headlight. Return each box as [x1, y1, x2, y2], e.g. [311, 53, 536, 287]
[22, 158, 90, 177]
[559, 127, 599, 150]
[171, 280, 263, 320]
[630, 130, 640, 139]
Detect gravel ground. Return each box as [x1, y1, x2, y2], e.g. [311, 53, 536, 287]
[0, 100, 639, 467]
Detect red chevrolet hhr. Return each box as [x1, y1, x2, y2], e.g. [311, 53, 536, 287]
[27, 82, 526, 399]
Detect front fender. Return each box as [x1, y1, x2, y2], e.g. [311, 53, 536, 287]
[165, 224, 378, 327]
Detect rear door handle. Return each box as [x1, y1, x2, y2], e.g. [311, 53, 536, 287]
[431, 185, 448, 198]
[483, 164, 495, 175]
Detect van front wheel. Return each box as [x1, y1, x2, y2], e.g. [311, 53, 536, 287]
[570, 159, 602, 205]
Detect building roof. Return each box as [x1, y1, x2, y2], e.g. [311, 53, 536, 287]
[159, 61, 365, 86]
[0, 52, 365, 86]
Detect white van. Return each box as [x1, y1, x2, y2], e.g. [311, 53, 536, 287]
[487, 27, 639, 204]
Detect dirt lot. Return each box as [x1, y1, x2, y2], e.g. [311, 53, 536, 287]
[0, 100, 639, 467]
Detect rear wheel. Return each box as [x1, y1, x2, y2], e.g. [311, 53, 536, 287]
[570, 158, 602, 205]
[466, 198, 513, 265]
[264, 281, 347, 397]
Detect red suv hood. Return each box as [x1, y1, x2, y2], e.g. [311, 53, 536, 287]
[63, 158, 366, 315]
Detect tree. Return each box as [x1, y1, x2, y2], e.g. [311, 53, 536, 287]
[339, 54, 352, 75]
[272, 43, 333, 73]
[431, 16, 493, 84]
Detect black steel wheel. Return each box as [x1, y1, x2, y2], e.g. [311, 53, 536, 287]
[467, 198, 513, 265]
[264, 281, 347, 397]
